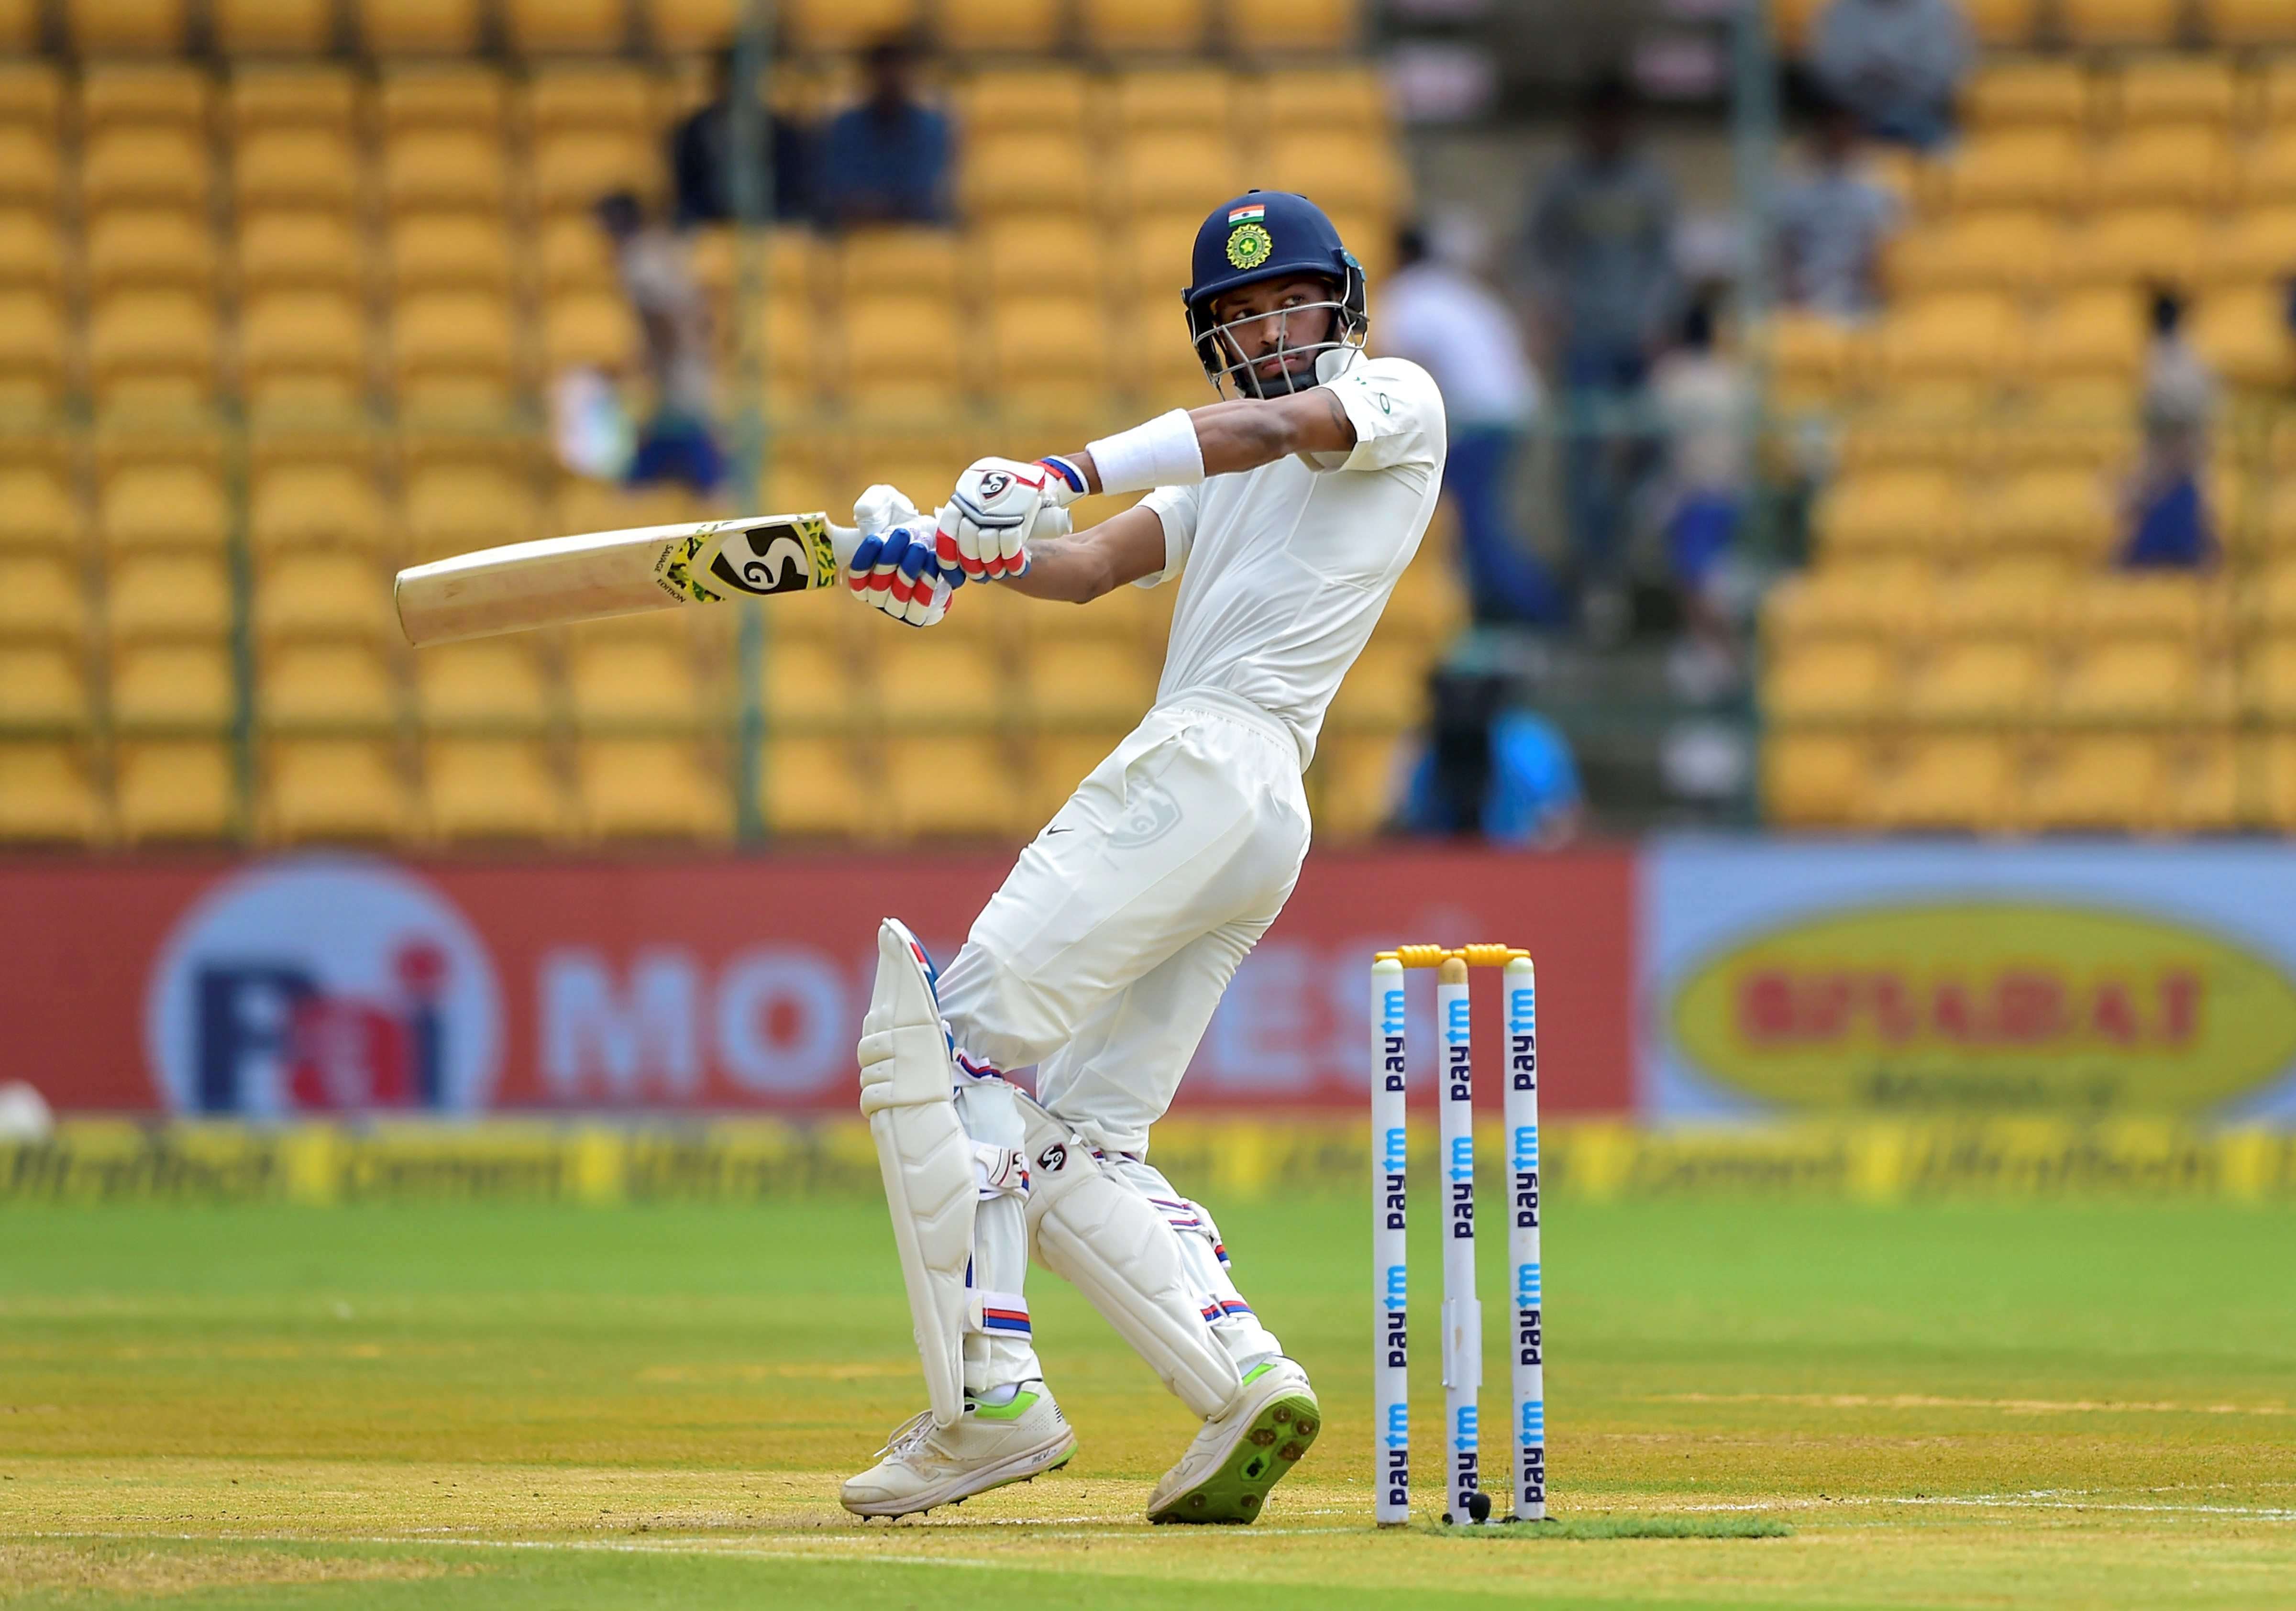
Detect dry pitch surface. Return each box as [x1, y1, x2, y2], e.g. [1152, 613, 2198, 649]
[2, 1195, 2292, 1609]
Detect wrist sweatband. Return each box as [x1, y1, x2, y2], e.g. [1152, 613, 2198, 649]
[1086, 408, 1206, 496]
[1034, 454, 1088, 505]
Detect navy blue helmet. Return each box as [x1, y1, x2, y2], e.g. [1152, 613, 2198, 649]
[1182, 190, 1369, 397]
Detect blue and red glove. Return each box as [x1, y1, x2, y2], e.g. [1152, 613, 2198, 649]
[847, 520, 960, 628]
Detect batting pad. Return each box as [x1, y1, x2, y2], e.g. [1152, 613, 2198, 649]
[857, 919, 975, 1429]
[1017, 1093, 1245, 1421]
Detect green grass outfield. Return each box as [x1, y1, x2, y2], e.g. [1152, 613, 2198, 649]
[2, 1195, 2292, 1609]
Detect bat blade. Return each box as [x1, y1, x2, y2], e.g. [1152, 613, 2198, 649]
[394, 513, 859, 647]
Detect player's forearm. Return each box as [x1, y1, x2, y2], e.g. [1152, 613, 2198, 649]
[1065, 392, 1353, 491]
[997, 536, 1116, 605]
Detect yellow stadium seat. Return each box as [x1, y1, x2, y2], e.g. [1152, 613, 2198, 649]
[1079, 0, 1207, 51]
[875, 639, 1004, 730]
[1765, 638, 1898, 722]
[251, 462, 388, 553]
[233, 130, 360, 213]
[2066, 573, 2223, 639]
[392, 291, 518, 395]
[0, 210, 57, 297]
[844, 294, 963, 409]
[1259, 68, 1388, 137]
[541, 292, 640, 374]
[533, 131, 655, 215]
[0, 554, 85, 642]
[2160, 731, 2239, 832]
[0, 127, 57, 209]
[255, 552, 394, 642]
[1027, 640, 1158, 729]
[2028, 288, 2146, 383]
[88, 290, 216, 399]
[1816, 467, 1968, 557]
[1113, 130, 1243, 216]
[66, 0, 186, 52]
[2022, 735, 2160, 830]
[0, 62, 63, 130]
[648, 0, 735, 50]
[783, 0, 918, 48]
[0, 463, 76, 551]
[1967, 0, 2042, 45]
[1763, 567, 1930, 643]
[97, 461, 226, 552]
[504, 0, 626, 52]
[360, 0, 483, 52]
[1945, 129, 2085, 211]
[2092, 124, 2234, 211]
[1961, 58, 2088, 130]
[415, 640, 552, 729]
[576, 737, 730, 840]
[1930, 557, 2070, 636]
[2215, 0, 2294, 43]
[83, 129, 209, 211]
[1264, 129, 1403, 217]
[1888, 210, 2062, 299]
[527, 66, 655, 140]
[1110, 68, 1233, 133]
[990, 294, 1110, 416]
[425, 738, 570, 840]
[2060, 207, 2201, 291]
[265, 739, 415, 842]
[2056, 637, 2206, 720]
[383, 131, 507, 213]
[2063, 0, 2180, 44]
[883, 734, 1022, 839]
[241, 291, 368, 407]
[2191, 285, 2296, 388]
[86, 209, 214, 294]
[214, 0, 334, 51]
[405, 464, 538, 560]
[550, 478, 695, 538]
[0, 744, 100, 843]
[80, 64, 208, 133]
[1231, 0, 1357, 52]
[227, 66, 356, 135]
[115, 741, 233, 841]
[2114, 59, 2238, 129]
[940, 0, 1062, 50]
[979, 217, 1105, 298]
[2010, 383, 2141, 469]
[1326, 641, 1430, 732]
[1309, 732, 1404, 842]
[535, 214, 615, 296]
[1877, 293, 2023, 390]
[759, 638, 861, 733]
[263, 642, 399, 728]
[1974, 465, 2118, 556]
[2249, 637, 2296, 718]
[2240, 130, 2296, 204]
[0, 289, 65, 402]
[1874, 735, 2016, 833]
[2204, 207, 2296, 287]
[0, 643, 85, 726]
[1021, 731, 1121, 828]
[1382, 554, 1465, 642]
[962, 131, 1094, 214]
[1902, 638, 2044, 720]
[107, 553, 229, 640]
[1762, 733, 1872, 828]
[240, 210, 360, 292]
[376, 64, 502, 132]
[951, 67, 1089, 138]
[759, 736, 867, 840]
[568, 636, 705, 728]
[112, 643, 232, 728]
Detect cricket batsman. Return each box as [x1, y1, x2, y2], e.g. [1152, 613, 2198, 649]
[838, 190, 1446, 1523]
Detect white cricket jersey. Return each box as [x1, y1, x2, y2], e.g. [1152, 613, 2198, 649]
[1137, 353, 1447, 769]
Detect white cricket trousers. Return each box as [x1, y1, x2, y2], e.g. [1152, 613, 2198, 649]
[935, 691, 1310, 1394]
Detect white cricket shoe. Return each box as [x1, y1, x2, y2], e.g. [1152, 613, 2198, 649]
[1145, 1357, 1321, 1524]
[840, 1384, 1076, 1519]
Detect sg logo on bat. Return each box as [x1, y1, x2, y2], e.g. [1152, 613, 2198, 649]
[654, 517, 837, 606]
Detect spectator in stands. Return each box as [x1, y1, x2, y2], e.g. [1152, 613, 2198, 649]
[1651, 299, 1755, 692]
[2119, 288, 2217, 571]
[1774, 95, 1899, 320]
[596, 192, 724, 496]
[1392, 665, 1584, 847]
[1380, 221, 1564, 626]
[1810, 0, 1971, 152]
[671, 47, 813, 225]
[816, 37, 953, 230]
[1525, 75, 1678, 643]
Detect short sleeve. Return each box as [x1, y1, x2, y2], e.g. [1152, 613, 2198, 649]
[1133, 485, 1200, 588]
[1311, 357, 1446, 475]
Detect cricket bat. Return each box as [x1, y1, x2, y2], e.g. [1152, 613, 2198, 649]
[394, 513, 862, 648]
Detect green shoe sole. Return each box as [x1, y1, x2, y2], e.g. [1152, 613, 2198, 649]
[1148, 1394, 1321, 1525]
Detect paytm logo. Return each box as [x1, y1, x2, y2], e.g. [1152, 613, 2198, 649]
[145, 858, 501, 1116]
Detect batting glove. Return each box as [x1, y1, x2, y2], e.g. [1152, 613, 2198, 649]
[936, 456, 1085, 582]
[848, 521, 959, 628]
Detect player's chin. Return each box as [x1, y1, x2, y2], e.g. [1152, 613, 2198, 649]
[1238, 358, 1320, 399]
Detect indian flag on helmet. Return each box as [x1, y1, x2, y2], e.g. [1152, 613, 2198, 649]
[1227, 203, 1267, 224]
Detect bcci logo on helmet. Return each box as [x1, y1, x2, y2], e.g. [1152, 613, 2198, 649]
[1225, 222, 1273, 271]
[145, 858, 503, 1116]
